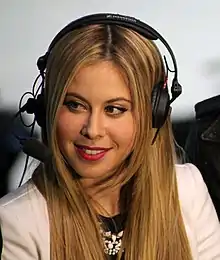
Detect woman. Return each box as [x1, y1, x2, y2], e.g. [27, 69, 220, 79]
[0, 14, 220, 260]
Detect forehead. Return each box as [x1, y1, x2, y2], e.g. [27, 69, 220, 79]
[67, 61, 131, 101]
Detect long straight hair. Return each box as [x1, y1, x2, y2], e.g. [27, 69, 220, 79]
[33, 24, 193, 259]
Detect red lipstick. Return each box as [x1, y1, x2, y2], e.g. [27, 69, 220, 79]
[75, 145, 111, 161]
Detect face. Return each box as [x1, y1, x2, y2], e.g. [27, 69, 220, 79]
[56, 61, 135, 183]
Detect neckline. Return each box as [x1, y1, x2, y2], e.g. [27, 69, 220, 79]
[99, 213, 122, 221]
[98, 212, 127, 233]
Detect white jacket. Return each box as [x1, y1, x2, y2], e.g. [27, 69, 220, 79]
[0, 163, 220, 259]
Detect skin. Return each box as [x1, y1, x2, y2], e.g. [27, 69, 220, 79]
[56, 61, 136, 215]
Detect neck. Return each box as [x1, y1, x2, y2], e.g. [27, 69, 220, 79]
[80, 178, 121, 217]
[93, 188, 121, 217]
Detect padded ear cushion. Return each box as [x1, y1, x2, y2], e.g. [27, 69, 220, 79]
[151, 81, 170, 129]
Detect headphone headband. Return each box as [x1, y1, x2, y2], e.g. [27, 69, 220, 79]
[48, 13, 158, 50]
[38, 13, 178, 82]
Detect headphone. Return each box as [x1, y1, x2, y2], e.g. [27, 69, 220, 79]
[19, 13, 182, 131]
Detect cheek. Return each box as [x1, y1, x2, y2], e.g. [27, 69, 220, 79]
[56, 110, 80, 141]
[110, 116, 136, 148]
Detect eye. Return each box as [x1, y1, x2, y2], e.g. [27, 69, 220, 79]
[63, 100, 86, 112]
[105, 105, 128, 116]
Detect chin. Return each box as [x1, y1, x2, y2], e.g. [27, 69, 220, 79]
[76, 169, 110, 180]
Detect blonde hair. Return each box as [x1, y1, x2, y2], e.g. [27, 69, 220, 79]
[32, 24, 192, 259]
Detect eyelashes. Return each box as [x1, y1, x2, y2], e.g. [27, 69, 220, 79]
[63, 100, 85, 112]
[63, 100, 128, 116]
[104, 106, 128, 116]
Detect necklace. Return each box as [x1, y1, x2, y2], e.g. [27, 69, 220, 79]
[100, 228, 124, 256]
[97, 210, 126, 256]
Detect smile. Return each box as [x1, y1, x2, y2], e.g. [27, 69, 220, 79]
[83, 149, 105, 155]
[75, 145, 111, 161]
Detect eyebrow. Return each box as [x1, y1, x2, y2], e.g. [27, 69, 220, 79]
[65, 92, 132, 104]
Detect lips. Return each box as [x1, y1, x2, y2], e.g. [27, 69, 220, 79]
[75, 145, 110, 151]
[75, 144, 111, 161]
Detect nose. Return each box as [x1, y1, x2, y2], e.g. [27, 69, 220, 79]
[80, 112, 105, 140]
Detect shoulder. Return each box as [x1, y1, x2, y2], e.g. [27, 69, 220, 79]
[175, 163, 220, 259]
[0, 179, 48, 235]
[0, 179, 47, 218]
[0, 180, 49, 260]
[175, 163, 203, 187]
[175, 163, 205, 205]
[175, 163, 214, 220]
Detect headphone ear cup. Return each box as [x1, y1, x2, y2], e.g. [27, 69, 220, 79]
[151, 81, 170, 129]
[34, 93, 46, 128]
